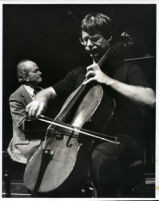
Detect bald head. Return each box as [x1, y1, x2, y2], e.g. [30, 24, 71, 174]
[17, 60, 42, 86]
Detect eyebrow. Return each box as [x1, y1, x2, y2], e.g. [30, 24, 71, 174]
[33, 67, 39, 71]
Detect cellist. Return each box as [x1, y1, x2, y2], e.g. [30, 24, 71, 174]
[26, 12, 155, 197]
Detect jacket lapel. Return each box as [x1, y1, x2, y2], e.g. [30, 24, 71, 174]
[19, 85, 33, 104]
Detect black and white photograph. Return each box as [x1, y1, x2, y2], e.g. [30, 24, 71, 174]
[2, 2, 157, 199]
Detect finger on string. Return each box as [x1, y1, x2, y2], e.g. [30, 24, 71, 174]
[83, 77, 95, 85]
[85, 70, 95, 78]
[93, 60, 97, 64]
[86, 64, 95, 71]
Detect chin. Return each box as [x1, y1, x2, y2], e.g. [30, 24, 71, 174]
[37, 79, 42, 84]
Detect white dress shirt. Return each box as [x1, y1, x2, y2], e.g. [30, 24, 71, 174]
[24, 85, 35, 99]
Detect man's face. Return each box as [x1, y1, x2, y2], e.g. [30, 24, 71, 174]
[81, 31, 111, 62]
[24, 61, 42, 86]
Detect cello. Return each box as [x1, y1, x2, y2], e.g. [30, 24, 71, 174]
[24, 39, 130, 194]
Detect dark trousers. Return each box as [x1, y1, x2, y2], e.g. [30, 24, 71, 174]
[30, 135, 144, 198]
[91, 135, 144, 197]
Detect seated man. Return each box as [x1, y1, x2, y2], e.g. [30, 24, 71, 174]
[7, 60, 43, 164]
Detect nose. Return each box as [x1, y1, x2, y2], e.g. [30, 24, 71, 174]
[87, 39, 94, 47]
[39, 70, 42, 75]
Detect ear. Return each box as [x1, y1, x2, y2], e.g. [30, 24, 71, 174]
[22, 74, 29, 83]
[25, 77, 29, 82]
[18, 77, 23, 83]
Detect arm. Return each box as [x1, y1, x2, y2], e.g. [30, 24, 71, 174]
[26, 67, 81, 119]
[9, 97, 27, 127]
[104, 79, 155, 107]
[84, 63, 155, 108]
[26, 87, 57, 118]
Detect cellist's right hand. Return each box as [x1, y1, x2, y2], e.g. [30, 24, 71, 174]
[26, 87, 57, 119]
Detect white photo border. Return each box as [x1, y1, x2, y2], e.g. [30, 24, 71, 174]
[0, 1, 158, 200]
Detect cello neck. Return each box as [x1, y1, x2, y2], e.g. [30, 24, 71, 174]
[54, 45, 114, 121]
[97, 46, 112, 67]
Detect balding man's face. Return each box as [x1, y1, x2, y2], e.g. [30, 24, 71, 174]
[24, 61, 42, 85]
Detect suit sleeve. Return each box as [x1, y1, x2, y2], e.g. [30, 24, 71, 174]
[9, 95, 27, 128]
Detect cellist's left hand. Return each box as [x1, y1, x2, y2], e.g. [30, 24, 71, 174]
[83, 63, 114, 85]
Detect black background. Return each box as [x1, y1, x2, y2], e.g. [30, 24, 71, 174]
[3, 4, 156, 152]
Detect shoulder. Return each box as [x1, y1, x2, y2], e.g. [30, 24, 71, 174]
[121, 61, 144, 77]
[63, 66, 85, 83]
[112, 61, 132, 81]
[120, 61, 137, 70]
[121, 61, 149, 87]
[66, 66, 85, 76]
[53, 66, 85, 98]
[9, 85, 25, 101]
[117, 61, 142, 77]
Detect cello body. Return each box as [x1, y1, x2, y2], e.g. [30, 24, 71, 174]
[24, 135, 81, 192]
[24, 84, 116, 193]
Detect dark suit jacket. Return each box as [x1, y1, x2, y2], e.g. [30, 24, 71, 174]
[7, 85, 41, 164]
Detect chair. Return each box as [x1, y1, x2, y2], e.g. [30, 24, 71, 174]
[2, 151, 31, 198]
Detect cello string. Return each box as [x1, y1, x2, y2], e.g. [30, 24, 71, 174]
[98, 46, 112, 67]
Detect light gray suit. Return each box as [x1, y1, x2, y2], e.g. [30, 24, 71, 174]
[7, 85, 41, 164]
